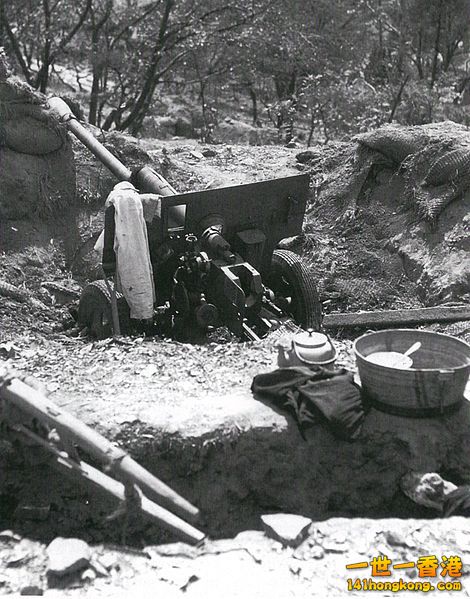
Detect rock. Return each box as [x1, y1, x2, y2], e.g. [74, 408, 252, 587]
[7, 546, 31, 566]
[310, 545, 325, 559]
[202, 148, 217, 157]
[400, 472, 458, 510]
[97, 553, 118, 571]
[330, 531, 347, 544]
[20, 585, 44, 596]
[0, 530, 22, 542]
[46, 537, 91, 577]
[140, 364, 158, 378]
[293, 540, 325, 561]
[89, 557, 109, 577]
[148, 542, 198, 559]
[285, 141, 297, 148]
[0, 342, 18, 359]
[278, 235, 303, 249]
[322, 539, 348, 553]
[189, 150, 204, 160]
[384, 530, 409, 547]
[261, 514, 312, 548]
[81, 568, 96, 582]
[296, 150, 317, 163]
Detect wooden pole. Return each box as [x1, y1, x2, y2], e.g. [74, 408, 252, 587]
[2, 377, 200, 523]
[323, 305, 470, 329]
[12, 423, 204, 544]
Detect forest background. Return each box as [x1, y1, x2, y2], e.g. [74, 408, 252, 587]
[1, 0, 470, 145]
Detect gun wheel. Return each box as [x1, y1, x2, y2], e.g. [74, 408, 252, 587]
[77, 280, 131, 339]
[269, 249, 323, 330]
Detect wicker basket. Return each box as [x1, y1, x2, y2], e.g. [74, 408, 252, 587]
[354, 329, 470, 417]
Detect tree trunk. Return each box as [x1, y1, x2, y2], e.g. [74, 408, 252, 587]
[89, 26, 101, 125]
[200, 80, 207, 126]
[274, 70, 297, 101]
[37, 0, 52, 92]
[102, 109, 119, 131]
[378, 0, 383, 51]
[249, 86, 258, 125]
[0, 0, 34, 85]
[430, 0, 444, 88]
[318, 106, 329, 143]
[388, 74, 410, 123]
[89, 1, 113, 126]
[307, 111, 315, 147]
[416, 28, 424, 79]
[119, 0, 174, 134]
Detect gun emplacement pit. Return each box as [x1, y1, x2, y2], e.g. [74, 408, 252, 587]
[2, 333, 470, 545]
[1, 79, 470, 596]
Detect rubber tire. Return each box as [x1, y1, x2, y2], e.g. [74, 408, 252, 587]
[269, 249, 322, 330]
[77, 280, 131, 339]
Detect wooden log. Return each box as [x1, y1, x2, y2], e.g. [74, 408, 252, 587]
[54, 455, 206, 545]
[323, 305, 470, 329]
[11, 423, 205, 545]
[2, 377, 200, 523]
[0, 279, 47, 310]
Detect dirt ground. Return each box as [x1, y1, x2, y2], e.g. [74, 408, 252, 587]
[1, 134, 470, 596]
[2, 518, 470, 598]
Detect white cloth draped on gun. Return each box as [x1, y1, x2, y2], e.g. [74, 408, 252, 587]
[94, 181, 161, 320]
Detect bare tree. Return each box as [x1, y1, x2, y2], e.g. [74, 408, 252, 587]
[1, 0, 92, 92]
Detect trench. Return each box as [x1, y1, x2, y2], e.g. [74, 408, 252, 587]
[2, 392, 470, 549]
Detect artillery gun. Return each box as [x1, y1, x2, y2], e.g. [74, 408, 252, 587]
[48, 98, 322, 341]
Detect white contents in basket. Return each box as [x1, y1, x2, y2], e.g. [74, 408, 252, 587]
[366, 351, 413, 369]
[366, 342, 421, 369]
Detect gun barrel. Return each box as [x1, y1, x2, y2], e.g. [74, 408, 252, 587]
[47, 97, 185, 226]
[47, 97, 132, 182]
[2, 377, 200, 523]
[133, 165, 177, 197]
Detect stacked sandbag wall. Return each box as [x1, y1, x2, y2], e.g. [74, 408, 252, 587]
[0, 78, 76, 222]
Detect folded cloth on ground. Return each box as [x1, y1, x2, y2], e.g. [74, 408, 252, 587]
[251, 366, 364, 440]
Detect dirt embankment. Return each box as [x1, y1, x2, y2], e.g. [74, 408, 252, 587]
[301, 122, 470, 309]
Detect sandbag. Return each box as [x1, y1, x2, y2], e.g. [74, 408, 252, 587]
[1, 116, 65, 154]
[355, 127, 428, 164]
[0, 100, 50, 122]
[414, 177, 470, 223]
[0, 143, 76, 220]
[423, 148, 470, 186]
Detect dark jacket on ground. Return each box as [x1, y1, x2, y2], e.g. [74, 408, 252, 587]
[251, 366, 364, 440]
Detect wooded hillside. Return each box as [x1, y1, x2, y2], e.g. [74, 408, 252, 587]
[1, 0, 470, 143]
